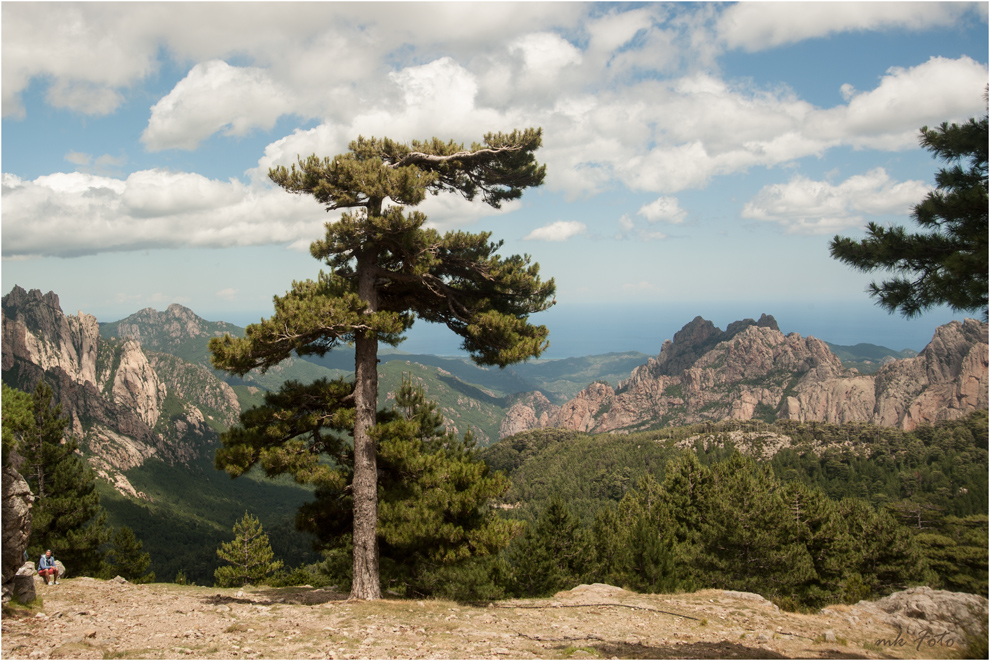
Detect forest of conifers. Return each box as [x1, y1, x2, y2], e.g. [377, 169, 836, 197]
[467, 411, 988, 608]
[109, 409, 986, 611]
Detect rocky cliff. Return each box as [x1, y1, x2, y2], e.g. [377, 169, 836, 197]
[502, 314, 988, 436]
[2, 286, 241, 497]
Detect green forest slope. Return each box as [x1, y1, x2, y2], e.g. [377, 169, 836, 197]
[481, 412, 988, 600]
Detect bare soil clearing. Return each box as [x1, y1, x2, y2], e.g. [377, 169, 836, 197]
[0, 579, 966, 659]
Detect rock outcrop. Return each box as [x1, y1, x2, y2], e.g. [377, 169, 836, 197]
[500, 391, 560, 438]
[783, 319, 988, 429]
[12, 563, 37, 605]
[112, 340, 166, 428]
[824, 586, 988, 648]
[504, 315, 988, 437]
[1, 464, 34, 606]
[1, 287, 99, 386]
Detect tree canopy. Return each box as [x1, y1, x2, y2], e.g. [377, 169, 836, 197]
[829, 113, 988, 318]
[2, 382, 33, 464]
[210, 128, 554, 599]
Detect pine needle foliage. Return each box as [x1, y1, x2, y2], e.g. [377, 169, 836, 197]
[830, 113, 988, 318]
[2, 382, 33, 463]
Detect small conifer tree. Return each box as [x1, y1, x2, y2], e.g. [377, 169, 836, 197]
[103, 526, 155, 584]
[508, 496, 586, 596]
[214, 512, 284, 587]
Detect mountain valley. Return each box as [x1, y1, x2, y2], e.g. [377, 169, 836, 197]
[3, 285, 987, 587]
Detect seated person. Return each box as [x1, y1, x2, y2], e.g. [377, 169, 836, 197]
[38, 549, 59, 585]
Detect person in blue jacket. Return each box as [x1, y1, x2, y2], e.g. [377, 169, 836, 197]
[38, 549, 59, 585]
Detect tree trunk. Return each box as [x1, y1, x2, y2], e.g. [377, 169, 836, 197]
[350, 249, 382, 600]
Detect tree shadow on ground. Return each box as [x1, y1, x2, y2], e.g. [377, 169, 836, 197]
[203, 586, 350, 606]
[580, 640, 869, 659]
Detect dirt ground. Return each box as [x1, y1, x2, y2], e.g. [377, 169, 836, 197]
[0, 578, 971, 660]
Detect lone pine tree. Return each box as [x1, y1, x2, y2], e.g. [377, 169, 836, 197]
[103, 525, 155, 584]
[210, 128, 554, 599]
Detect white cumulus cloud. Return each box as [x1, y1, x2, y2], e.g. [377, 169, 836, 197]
[615, 213, 668, 241]
[741, 168, 930, 234]
[143, 60, 296, 151]
[1, 170, 330, 258]
[1, 2, 161, 117]
[718, 1, 973, 52]
[523, 220, 587, 242]
[807, 56, 989, 151]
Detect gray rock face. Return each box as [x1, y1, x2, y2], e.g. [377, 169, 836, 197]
[500, 391, 559, 439]
[785, 319, 988, 430]
[2, 464, 34, 605]
[111, 340, 166, 428]
[13, 562, 37, 604]
[1, 286, 99, 386]
[502, 316, 988, 437]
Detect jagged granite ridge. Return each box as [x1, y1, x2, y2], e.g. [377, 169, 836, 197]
[501, 314, 988, 436]
[2, 286, 241, 497]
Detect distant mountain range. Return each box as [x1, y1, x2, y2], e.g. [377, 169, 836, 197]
[7, 286, 986, 462]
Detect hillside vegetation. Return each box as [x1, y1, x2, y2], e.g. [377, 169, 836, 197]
[478, 412, 987, 604]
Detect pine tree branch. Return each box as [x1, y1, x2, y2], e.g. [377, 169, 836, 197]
[388, 145, 525, 170]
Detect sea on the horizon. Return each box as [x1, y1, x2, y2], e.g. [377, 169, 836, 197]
[388, 300, 973, 360]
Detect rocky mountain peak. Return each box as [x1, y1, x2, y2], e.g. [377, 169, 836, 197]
[1, 285, 64, 312]
[654, 313, 779, 377]
[102, 302, 241, 365]
[2, 286, 100, 387]
[112, 304, 205, 337]
[165, 302, 196, 317]
[756, 313, 779, 330]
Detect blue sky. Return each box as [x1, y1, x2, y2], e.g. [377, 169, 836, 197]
[2, 1, 987, 357]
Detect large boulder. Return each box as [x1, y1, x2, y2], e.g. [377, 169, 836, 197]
[868, 586, 988, 645]
[12, 562, 37, 604]
[826, 586, 989, 648]
[2, 463, 34, 605]
[54, 559, 67, 579]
